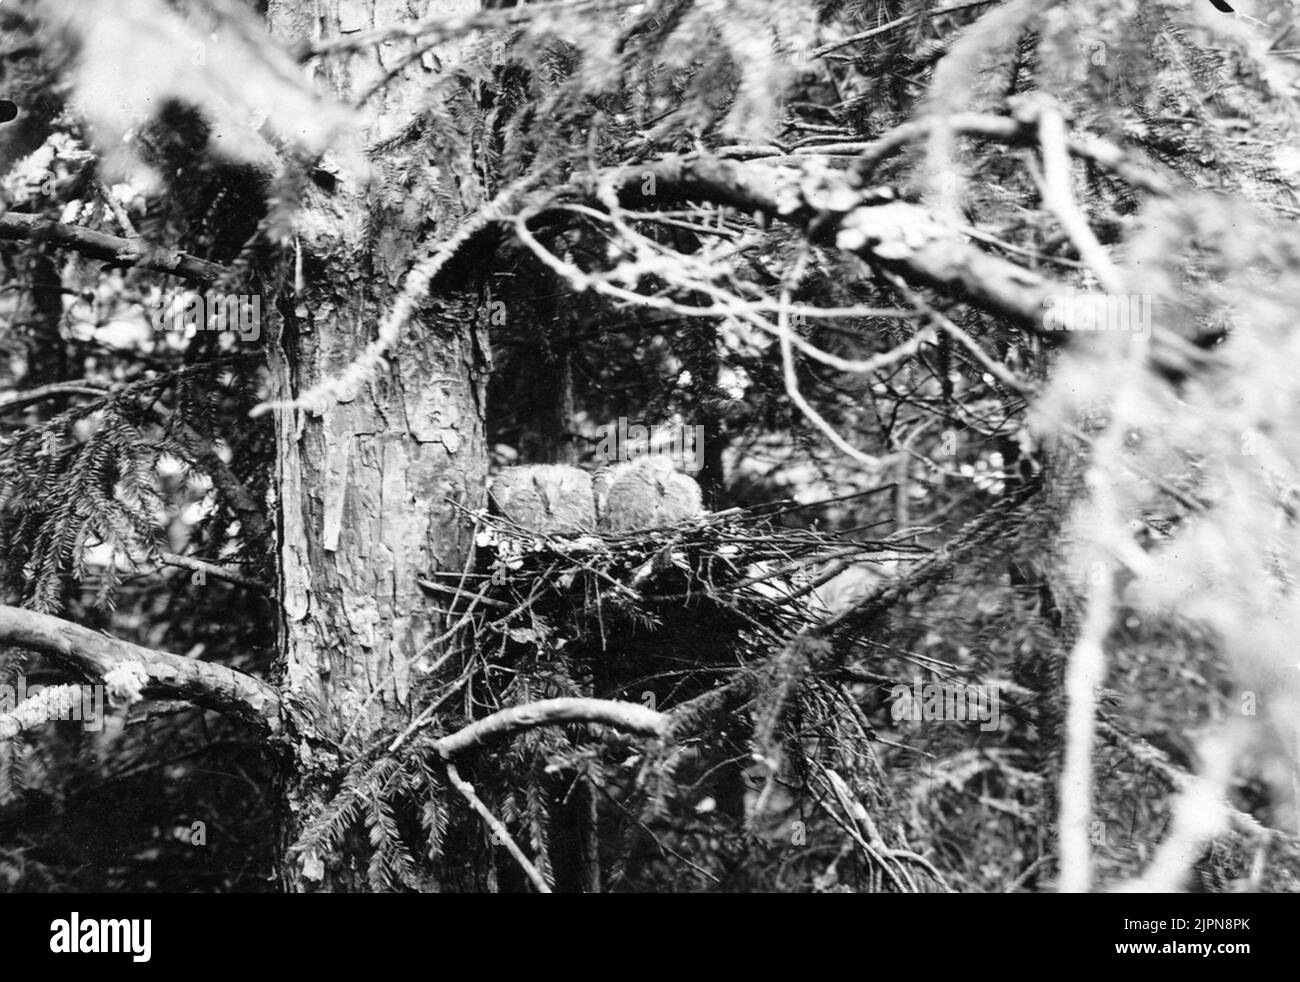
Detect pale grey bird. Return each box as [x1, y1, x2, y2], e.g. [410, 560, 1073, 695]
[489, 465, 595, 534]
[597, 458, 703, 531]
[655, 461, 704, 525]
[592, 465, 618, 522]
[531, 464, 596, 532]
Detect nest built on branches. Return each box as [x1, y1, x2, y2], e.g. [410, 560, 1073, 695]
[424, 492, 928, 701]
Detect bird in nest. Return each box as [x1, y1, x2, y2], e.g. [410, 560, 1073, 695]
[594, 457, 703, 531]
[488, 464, 596, 534]
[488, 458, 703, 534]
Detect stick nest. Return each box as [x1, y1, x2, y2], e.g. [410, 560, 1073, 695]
[423, 501, 931, 702]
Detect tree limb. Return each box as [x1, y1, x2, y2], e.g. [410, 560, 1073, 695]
[430, 698, 669, 894]
[0, 213, 227, 283]
[0, 605, 278, 733]
[157, 551, 270, 594]
[0, 382, 110, 414]
[811, 0, 1000, 59]
[589, 153, 1205, 379]
[847, 112, 1175, 198]
[0, 684, 87, 741]
[444, 760, 552, 893]
[435, 697, 669, 759]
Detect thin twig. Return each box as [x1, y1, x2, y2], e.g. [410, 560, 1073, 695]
[0, 213, 226, 283]
[1031, 100, 1126, 294]
[0, 382, 110, 413]
[811, 0, 1000, 58]
[444, 760, 552, 893]
[158, 551, 270, 594]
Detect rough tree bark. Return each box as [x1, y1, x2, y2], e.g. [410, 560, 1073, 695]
[264, 0, 489, 892]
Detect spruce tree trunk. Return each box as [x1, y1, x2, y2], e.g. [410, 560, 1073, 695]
[265, 0, 490, 892]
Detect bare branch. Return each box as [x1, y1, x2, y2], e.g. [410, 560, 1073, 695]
[1057, 560, 1113, 893]
[0, 382, 110, 414]
[595, 154, 1206, 379]
[444, 760, 552, 894]
[1028, 98, 1127, 294]
[813, 0, 1001, 58]
[721, 112, 1175, 197]
[777, 283, 907, 468]
[297, 0, 631, 60]
[878, 269, 1035, 396]
[0, 605, 278, 733]
[435, 697, 669, 759]
[157, 551, 270, 594]
[429, 698, 671, 894]
[0, 213, 227, 283]
[0, 685, 86, 742]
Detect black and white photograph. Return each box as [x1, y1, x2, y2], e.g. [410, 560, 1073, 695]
[0, 0, 1295, 930]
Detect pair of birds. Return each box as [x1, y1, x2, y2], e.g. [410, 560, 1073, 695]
[489, 458, 704, 534]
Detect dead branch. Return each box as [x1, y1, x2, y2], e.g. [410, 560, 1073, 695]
[435, 697, 669, 759]
[0, 213, 227, 283]
[0, 684, 86, 741]
[0, 382, 110, 413]
[157, 552, 270, 594]
[444, 760, 552, 894]
[589, 153, 1205, 379]
[0, 605, 278, 733]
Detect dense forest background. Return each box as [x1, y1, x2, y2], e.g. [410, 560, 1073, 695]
[1, 0, 1299, 892]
